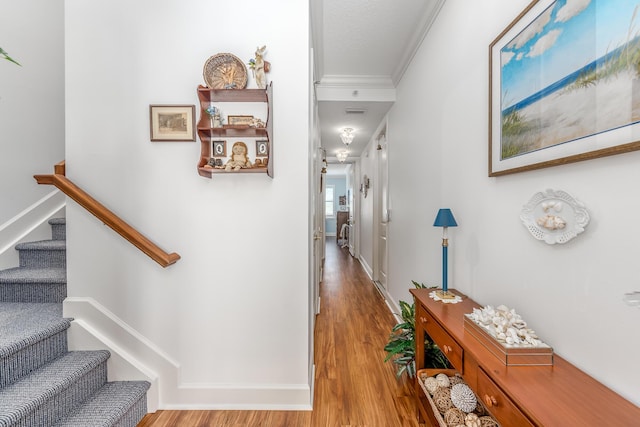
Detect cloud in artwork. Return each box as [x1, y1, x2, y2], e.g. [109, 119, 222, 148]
[555, 0, 591, 23]
[527, 29, 562, 58]
[508, 7, 553, 50]
[502, 50, 516, 66]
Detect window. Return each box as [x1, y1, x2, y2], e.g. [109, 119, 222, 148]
[325, 185, 335, 218]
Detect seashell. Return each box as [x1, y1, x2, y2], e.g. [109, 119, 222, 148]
[436, 373, 451, 388]
[444, 407, 465, 425]
[450, 383, 478, 413]
[424, 376, 439, 395]
[465, 413, 481, 427]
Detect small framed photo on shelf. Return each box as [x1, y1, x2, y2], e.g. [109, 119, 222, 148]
[256, 140, 269, 157]
[149, 105, 195, 141]
[211, 140, 227, 157]
[207, 158, 223, 167]
[227, 115, 254, 126]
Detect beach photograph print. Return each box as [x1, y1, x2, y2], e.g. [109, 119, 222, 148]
[490, 0, 640, 175]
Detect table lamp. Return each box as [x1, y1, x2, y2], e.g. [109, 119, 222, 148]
[433, 208, 458, 299]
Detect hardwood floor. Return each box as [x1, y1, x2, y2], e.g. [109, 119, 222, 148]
[138, 240, 424, 426]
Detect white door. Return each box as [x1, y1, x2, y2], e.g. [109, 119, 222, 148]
[310, 49, 323, 316]
[312, 148, 325, 314]
[376, 133, 389, 292]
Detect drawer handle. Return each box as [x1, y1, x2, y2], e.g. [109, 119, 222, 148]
[483, 394, 498, 407]
[443, 345, 453, 354]
[420, 316, 428, 324]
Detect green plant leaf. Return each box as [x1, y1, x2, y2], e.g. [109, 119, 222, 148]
[0, 48, 21, 66]
[384, 279, 451, 378]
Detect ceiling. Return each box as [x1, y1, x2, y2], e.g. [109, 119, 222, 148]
[311, 0, 445, 164]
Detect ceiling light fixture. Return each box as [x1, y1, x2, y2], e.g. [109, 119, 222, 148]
[336, 150, 348, 163]
[340, 128, 354, 146]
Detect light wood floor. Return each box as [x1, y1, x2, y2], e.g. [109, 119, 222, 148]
[137, 240, 424, 426]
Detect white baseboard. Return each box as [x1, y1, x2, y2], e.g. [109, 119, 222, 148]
[64, 297, 313, 410]
[358, 256, 373, 279]
[0, 191, 65, 269]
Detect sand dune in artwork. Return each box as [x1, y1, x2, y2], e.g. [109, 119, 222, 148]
[502, 70, 640, 157]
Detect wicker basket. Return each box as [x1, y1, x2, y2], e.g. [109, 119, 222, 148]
[417, 369, 500, 427]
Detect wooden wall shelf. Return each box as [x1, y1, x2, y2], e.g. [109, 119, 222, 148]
[196, 83, 273, 178]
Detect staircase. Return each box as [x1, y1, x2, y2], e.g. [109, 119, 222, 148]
[0, 218, 149, 427]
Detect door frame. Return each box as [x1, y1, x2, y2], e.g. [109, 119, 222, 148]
[372, 126, 389, 293]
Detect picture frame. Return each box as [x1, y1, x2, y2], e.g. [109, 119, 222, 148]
[227, 115, 254, 126]
[149, 105, 195, 141]
[212, 140, 227, 157]
[256, 140, 269, 157]
[489, 0, 640, 176]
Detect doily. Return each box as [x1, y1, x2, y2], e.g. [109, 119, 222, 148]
[429, 291, 463, 304]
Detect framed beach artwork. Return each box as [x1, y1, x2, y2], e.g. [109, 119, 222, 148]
[489, 0, 640, 176]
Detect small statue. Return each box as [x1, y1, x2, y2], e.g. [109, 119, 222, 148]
[224, 141, 252, 171]
[249, 46, 269, 89]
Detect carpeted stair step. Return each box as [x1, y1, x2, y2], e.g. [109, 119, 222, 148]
[0, 303, 70, 388]
[49, 218, 66, 241]
[0, 350, 110, 427]
[0, 267, 67, 303]
[53, 381, 150, 427]
[15, 240, 66, 269]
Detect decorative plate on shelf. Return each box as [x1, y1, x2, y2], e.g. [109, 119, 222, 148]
[520, 189, 590, 245]
[203, 53, 248, 89]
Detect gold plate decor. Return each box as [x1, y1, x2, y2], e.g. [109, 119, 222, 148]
[203, 53, 248, 89]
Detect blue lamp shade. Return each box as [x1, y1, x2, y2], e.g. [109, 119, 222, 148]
[433, 208, 458, 227]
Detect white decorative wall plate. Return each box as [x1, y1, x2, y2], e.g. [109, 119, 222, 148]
[520, 189, 590, 244]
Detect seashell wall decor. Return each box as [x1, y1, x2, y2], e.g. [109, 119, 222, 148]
[520, 189, 589, 244]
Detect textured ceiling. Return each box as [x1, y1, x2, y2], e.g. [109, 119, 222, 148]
[312, 0, 444, 162]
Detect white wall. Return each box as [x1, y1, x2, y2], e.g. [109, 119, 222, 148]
[65, 0, 311, 409]
[387, 0, 640, 405]
[0, 0, 65, 226]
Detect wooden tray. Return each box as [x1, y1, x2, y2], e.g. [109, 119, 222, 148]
[463, 315, 553, 366]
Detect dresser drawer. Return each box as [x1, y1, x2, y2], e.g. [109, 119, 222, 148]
[477, 368, 535, 427]
[416, 304, 463, 372]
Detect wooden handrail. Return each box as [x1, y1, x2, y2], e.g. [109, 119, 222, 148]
[35, 163, 180, 267]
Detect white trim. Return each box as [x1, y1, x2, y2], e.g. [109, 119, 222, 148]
[0, 190, 65, 269]
[64, 297, 313, 410]
[358, 255, 373, 279]
[391, 0, 447, 85]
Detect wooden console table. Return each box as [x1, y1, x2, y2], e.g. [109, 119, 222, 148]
[411, 288, 640, 426]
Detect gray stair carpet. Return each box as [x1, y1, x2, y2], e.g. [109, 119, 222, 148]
[0, 218, 150, 427]
[0, 268, 67, 303]
[0, 303, 68, 388]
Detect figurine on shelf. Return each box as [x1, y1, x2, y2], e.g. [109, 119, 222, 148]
[248, 45, 269, 89]
[249, 117, 265, 128]
[205, 105, 222, 128]
[224, 141, 253, 171]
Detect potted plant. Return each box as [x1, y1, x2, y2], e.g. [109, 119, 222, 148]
[384, 281, 450, 379]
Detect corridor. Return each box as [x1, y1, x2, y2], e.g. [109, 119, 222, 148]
[139, 239, 422, 426]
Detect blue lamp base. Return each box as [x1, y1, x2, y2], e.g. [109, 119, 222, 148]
[436, 240, 455, 299]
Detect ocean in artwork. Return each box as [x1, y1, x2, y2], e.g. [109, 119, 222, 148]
[499, 0, 640, 160]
